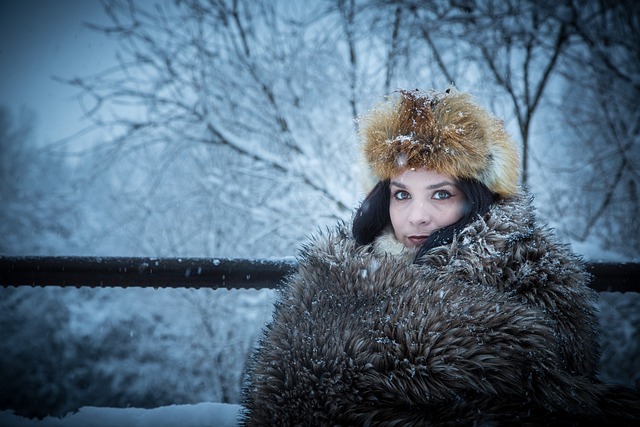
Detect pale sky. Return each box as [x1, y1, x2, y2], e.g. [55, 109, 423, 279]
[0, 0, 116, 145]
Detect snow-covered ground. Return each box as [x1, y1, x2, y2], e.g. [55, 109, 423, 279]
[0, 403, 242, 427]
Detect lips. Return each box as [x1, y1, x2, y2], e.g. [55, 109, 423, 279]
[408, 235, 428, 246]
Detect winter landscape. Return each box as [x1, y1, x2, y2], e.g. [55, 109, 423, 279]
[1, 0, 639, 425]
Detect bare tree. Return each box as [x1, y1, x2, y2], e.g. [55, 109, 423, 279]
[539, 0, 640, 257]
[364, 0, 470, 91]
[62, 0, 374, 257]
[447, 0, 570, 186]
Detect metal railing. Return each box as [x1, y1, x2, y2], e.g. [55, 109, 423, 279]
[1, 256, 638, 292]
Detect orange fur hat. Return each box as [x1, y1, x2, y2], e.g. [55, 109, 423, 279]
[360, 88, 520, 197]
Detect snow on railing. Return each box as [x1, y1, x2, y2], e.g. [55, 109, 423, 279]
[0, 256, 638, 292]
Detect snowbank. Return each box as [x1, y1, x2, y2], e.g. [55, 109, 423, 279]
[0, 403, 242, 427]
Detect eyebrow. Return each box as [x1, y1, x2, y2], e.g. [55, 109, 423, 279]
[390, 180, 457, 190]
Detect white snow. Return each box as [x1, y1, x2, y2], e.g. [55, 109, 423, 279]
[571, 240, 640, 263]
[0, 403, 242, 427]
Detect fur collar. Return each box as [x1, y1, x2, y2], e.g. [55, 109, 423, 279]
[372, 227, 415, 262]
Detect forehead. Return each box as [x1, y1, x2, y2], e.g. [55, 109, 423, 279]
[390, 168, 456, 186]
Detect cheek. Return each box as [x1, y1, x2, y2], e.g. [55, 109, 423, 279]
[443, 202, 465, 225]
[389, 204, 403, 231]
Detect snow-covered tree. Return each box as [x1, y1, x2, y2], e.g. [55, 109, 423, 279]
[60, 0, 384, 257]
[0, 106, 84, 255]
[540, 0, 640, 258]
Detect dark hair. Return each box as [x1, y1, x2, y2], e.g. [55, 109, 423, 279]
[352, 178, 498, 263]
[352, 180, 391, 246]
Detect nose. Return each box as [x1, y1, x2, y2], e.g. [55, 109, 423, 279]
[408, 202, 432, 226]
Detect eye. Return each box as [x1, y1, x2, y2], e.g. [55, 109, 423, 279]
[432, 190, 452, 200]
[393, 190, 411, 201]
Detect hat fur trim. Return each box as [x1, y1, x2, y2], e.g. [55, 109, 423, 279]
[360, 89, 520, 197]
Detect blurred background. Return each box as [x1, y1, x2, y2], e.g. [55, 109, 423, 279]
[1, 0, 638, 419]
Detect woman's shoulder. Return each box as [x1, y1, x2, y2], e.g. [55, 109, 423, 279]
[478, 192, 537, 245]
[464, 192, 575, 256]
[412, 192, 590, 288]
[455, 192, 591, 291]
[488, 193, 584, 261]
[296, 220, 356, 261]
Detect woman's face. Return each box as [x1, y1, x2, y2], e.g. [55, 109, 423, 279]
[389, 168, 466, 249]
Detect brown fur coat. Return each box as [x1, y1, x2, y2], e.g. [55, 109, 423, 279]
[242, 195, 639, 425]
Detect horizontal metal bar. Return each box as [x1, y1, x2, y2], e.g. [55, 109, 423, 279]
[0, 256, 296, 290]
[585, 262, 639, 292]
[0, 256, 638, 292]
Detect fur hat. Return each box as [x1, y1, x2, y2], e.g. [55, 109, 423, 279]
[359, 88, 520, 197]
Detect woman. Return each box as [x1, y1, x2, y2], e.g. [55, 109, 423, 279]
[241, 88, 639, 425]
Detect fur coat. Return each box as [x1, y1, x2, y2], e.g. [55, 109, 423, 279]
[241, 195, 640, 425]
